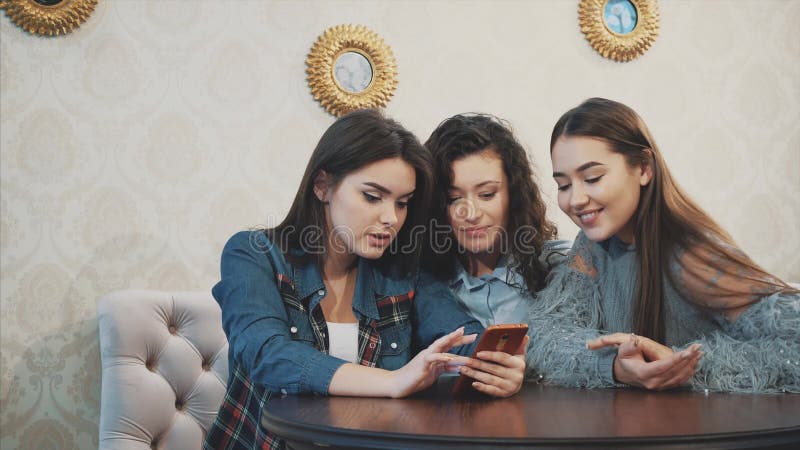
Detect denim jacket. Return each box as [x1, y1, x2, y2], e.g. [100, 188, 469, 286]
[205, 230, 483, 450]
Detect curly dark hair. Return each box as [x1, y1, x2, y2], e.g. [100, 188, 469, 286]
[423, 113, 557, 292]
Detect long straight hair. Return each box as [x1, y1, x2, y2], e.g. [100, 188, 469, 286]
[268, 109, 432, 275]
[424, 113, 558, 292]
[551, 98, 796, 342]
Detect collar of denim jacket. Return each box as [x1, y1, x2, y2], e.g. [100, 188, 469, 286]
[352, 257, 380, 320]
[292, 258, 326, 308]
[291, 255, 412, 320]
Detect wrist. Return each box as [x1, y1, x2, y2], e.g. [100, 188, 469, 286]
[328, 364, 397, 397]
[383, 368, 403, 398]
[597, 348, 619, 386]
[612, 352, 633, 386]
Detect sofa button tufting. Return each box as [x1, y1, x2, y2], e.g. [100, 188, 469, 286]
[202, 362, 211, 371]
[168, 325, 177, 334]
[175, 400, 184, 410]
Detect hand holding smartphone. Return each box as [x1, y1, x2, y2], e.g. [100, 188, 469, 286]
[451, 323, 529, 396]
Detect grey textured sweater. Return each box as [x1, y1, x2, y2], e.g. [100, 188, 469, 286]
[526, 232, 800, 393]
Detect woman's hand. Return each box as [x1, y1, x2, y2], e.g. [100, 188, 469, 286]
[588, 332, 674, 361]
[457, 335, 529, 398]
[587, 333, 703, 390]
[389, 327, 477, 398]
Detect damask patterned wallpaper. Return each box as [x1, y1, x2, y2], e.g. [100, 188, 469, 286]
[1, 0, 798, 448]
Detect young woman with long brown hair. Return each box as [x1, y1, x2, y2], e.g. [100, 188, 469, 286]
[527, 98, 799, 393]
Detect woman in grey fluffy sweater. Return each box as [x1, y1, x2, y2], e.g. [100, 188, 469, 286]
[527, 98, 799, 393]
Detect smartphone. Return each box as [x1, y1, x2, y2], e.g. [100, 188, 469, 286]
[451, 323, 529, 396]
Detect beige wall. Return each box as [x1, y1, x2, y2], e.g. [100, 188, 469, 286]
[1, 0, 798, 447]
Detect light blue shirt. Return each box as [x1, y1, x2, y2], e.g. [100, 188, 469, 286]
[449, 255, 533, 327]
[448, 240, 572, 327]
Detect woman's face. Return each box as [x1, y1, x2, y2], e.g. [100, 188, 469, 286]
[446, 148, 510, 256]
[321, 157, 416, 259]
[551, 136, 651, 244]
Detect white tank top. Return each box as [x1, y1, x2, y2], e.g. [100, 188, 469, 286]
[326, 321, 359, 363]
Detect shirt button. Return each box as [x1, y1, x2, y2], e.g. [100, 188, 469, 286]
[290, 326, 298, 334]
[317, 289, 325, 296]
[369, 342, 376, 349]
[390, 342, 398, 349]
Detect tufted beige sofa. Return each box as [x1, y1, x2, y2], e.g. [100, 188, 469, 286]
[97, 290, 229, 450]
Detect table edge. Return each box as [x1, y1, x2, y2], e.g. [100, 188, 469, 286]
[261, 408, 800, 449]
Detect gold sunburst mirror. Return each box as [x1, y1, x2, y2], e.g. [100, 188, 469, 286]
[306, 24, 398, 117]
[0, 0, 97, 36]
[579, 0, 659, 62]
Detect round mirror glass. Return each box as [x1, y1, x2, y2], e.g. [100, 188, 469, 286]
[603, 0, 638, 35]
[334, 51, 373, 93]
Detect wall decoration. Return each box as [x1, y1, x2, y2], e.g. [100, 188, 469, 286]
[306, 24, 398, 117]
[578, 0, 659, 62]
[0, 0, 97, 36]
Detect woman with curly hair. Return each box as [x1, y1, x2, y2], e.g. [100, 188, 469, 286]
[423, 113, 566, 327]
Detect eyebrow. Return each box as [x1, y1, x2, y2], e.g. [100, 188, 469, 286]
[449, 180, 501, 190]
[363, 182, 415, 198]
[552, 161, 604, 178]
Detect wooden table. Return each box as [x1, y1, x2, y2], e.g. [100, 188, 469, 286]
[262, 377, 800, 449]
